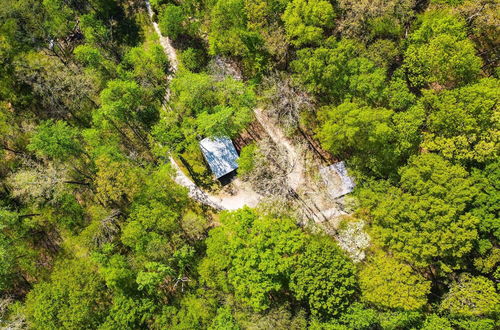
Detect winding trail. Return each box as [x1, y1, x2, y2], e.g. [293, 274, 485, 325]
[145, 0, 260, 210]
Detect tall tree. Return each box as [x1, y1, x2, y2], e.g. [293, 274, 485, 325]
[199, 208, 306, 312]
[403, 10, 482, 89]
[359, 252, 430, 310]
[420, 78, 499, 164]
[282, 0, 335, 47]
[359, 153, 479, 270]
[290, 235, 357, 317]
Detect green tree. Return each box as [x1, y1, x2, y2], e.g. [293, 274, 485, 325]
[199, 208, 306, 312]
[197, 105, 253, 138]
[317, 101, 422, 176]
[100, 294, 156, 330]
[28, 120, 82, 160]
[156, 294, 217, 329]
[25, 259, 111, 329]
[336, 0, 414, 40]
[121, 164, 188, 259]
[359, 253, 430, 310]
[282, 0, 335, 47]
[441, 274, 499, 317]
[208, 0, 266, 74]
[236, 143, 257, 177]
[0, 208, 37, 293]
[93, 79, 158, 153]
[471, 160, 500, 245]
[404, 10, 482, 89]
[208, 0, 260, 57]
[119, 45, 169, 93]
[155, 72, 255, 153]
[74, 44, 116, 87]
[94, 153, 144, 207]
[180, 47, 206, 72]
[158, 4, 185, 40]
[290, 236, 357, 317]
[309, 303, 380, 329]
[420, 78, 499, 163]
[378, 310, 422, 330]
[421, 314, 453, 330]
[209, 306, 240, 330]
[97, 79, 157, 130]
[360, 153, 479, 269]
[292, 40, 387, 103]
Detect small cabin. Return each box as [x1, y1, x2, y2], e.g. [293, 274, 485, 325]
[199, 137, 239, 183]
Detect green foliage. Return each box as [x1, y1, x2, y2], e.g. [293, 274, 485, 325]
[451, 317, 496, 330]
[420, 78, 499, 163]
[208, 0, 266, 75]
[317, 101, 422, 177]
[155, 294, 217, 329]
[25, 259, 111, 329]
[180, 47, 206, 72]
[121, 164, 188, 259]
[159, 4, 185, 40]
[378, 310, 422, 330]
[0, 208, 29, 292]
[74, 44, 114, 74]
[404, 10, 482, 89]
[366, 39, 399, 70]
[209, 306, 240, 330]
[97, 253, 136, 294]
[384, 70, 417, 111]
[290, 236, 357, 317]
[292, 40, 387, 104]
[338, 303, 380, 329]
[441, 274, 499, 317]
[100, 294, 156, 330]
[154, 72, 255, 157]
[471, 161, 500, 241]
[359, 252, 430, 310]
[42, 0, 76, 38]
[197, 105, 253, 138]
[430, 0, 464, 5]
[421, 314, 453, 330]
[236, 143, 257, 177]
[94, 153, 144, 207]
[200, 208, 306, 311]
[282, 0, 335, 47]
[360, 154, 479, 269]
[28, 120, 82, 160]
[2, 0, 499, 327]
[209, 0, 261, 57]
[368, 16, 401, 39]
[119, 45, 169, 91]
[97, 79, 157, 129]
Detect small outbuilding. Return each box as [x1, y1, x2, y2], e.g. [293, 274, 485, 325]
[199, 137, 239, 181]
[319, 161, 355, 199]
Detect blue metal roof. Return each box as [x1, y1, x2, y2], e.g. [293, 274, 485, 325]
[199, 137, 239, 179]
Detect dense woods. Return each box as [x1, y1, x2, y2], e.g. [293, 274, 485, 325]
[0, 0, 498, 329]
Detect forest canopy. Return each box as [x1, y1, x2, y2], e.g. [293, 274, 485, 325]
[0, 0, 498, 329]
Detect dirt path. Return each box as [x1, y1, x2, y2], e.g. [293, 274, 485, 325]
[254, 108, 304, 191]
[254, 108, 349, 223]
[146, 0, 260, 210]
[145, 0, 178, 72]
